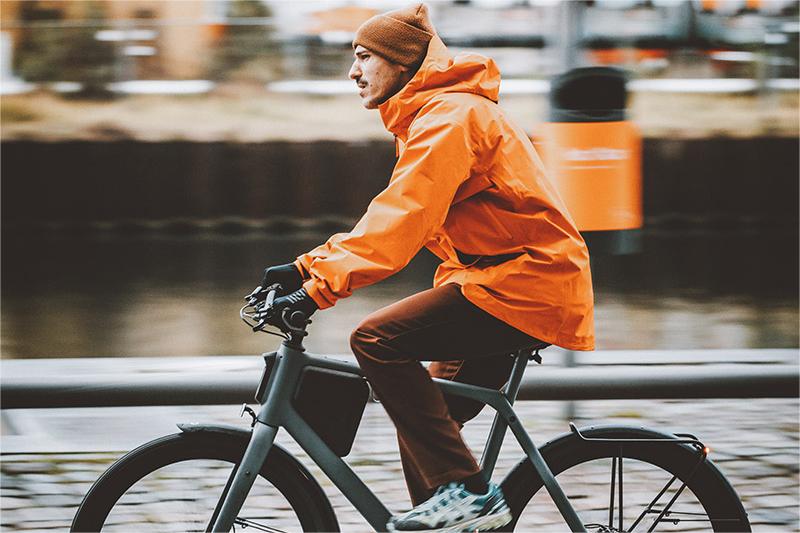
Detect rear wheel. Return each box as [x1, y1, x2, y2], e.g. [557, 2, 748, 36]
[71, 431, 338, 532]
[501, 426, 750, 532]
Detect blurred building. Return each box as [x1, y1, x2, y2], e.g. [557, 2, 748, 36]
[0, 0, 797, 87]
[1, 0, 228, 80]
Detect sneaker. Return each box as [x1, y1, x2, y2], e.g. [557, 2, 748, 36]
[387, 481, 512, 532]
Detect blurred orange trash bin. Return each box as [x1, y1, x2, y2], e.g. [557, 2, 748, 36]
[539, 67, 642, 242]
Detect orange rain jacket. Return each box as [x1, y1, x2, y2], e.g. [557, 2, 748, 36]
[296, 35, 595, 350]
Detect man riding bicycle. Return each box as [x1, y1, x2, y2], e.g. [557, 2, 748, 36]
[257, 4, 594, 531]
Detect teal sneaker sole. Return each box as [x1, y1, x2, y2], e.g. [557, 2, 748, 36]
[386, 506, 512, 533]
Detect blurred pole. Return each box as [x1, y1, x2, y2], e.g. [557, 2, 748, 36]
[681, 0, 698, 43]
[558, 0, 586, 71]
[111, 15, 126, 84]
[556, 0, 587, 422]
[563, 349, 577, 420]
[761, 22, 787, 124]
[755, 12, 769, 97]
[1, 33, 10, 79]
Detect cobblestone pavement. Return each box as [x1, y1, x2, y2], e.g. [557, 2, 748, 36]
[1, 397, 797, 532]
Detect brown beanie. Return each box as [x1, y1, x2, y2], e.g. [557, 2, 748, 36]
[352, 3, 436, 67]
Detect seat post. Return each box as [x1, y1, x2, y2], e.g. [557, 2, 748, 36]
[479, 350, 532, 477]
[504, 351, 531, 405]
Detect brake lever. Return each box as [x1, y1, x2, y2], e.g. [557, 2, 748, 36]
[251, 285, 281, 321]
[265, 287, 277, 308]
[244, 285, 264, 302]
[245, 283, 281, 306]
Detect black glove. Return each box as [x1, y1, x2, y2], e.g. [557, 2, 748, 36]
[260, 263, 303, 294]
[258, 288, 318, 329]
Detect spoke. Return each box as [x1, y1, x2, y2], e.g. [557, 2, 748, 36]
[609, 455, 617, 530]
[628, 476, 678, 532]
[618, 448, 623, 533]
[662, 518, 744, 523]
[207, 463, 240, 531]
[648, 510, 745, 523]
[646, 482, 691, 532]
[234, 517, 289, 533]
[647, 454, 707, 532]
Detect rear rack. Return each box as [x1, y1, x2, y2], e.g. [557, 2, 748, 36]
[569, 423, 707, 451]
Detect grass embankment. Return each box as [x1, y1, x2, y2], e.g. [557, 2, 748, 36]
[2, 86, 797, 142]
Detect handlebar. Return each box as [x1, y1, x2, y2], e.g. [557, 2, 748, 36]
[240, 284, 310, 337]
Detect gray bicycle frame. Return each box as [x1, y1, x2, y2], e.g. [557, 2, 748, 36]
[210, 336, 587, 532]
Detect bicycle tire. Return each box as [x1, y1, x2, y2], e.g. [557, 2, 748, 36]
[71, 431, 339, 532]
[500, 425, 750, 532]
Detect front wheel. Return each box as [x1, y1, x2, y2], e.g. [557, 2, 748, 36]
[501, 425, 750, 532]
[71, 431, 339, 532]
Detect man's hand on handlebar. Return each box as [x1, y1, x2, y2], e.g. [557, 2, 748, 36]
[260, 263, 303, 297]
[242, 263, 316, 334]
[256, 288, 318, 330]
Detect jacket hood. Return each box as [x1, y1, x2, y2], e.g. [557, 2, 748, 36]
[378, 35, 501, 136]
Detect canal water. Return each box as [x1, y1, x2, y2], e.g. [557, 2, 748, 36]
[2, 227, 797, 358]
[2, 227, 798, 532]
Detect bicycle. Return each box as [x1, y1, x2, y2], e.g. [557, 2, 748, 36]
[71, 285, 751, 532]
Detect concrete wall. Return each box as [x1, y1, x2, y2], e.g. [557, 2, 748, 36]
[2, 137, 797, 229]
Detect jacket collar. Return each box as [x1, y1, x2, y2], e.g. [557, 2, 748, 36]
[378, 35, 500, 138]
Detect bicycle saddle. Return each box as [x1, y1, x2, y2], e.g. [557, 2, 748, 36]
[516, 342, 550, 364]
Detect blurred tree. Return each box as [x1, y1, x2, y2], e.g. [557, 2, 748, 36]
[15, 0, 116, 99]
[210, 0, 275, 83]
[63, 1, 117, 98]
[14, 1, 60, 82]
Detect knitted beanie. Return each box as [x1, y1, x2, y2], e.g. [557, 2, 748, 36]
[352, 3, 436, 67]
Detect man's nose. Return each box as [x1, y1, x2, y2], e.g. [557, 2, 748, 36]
[348, 61, 360, 81]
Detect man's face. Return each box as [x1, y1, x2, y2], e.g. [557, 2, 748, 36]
[349, 45, 412, 109]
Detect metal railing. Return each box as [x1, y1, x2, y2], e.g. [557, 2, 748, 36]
[1, 350, 797, 409]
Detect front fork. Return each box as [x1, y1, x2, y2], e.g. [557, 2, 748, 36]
[208, 339, 304, 532]
[208, 422, 280, 532]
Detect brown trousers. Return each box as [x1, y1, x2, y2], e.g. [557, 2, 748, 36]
[350, 283, 540, 506]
